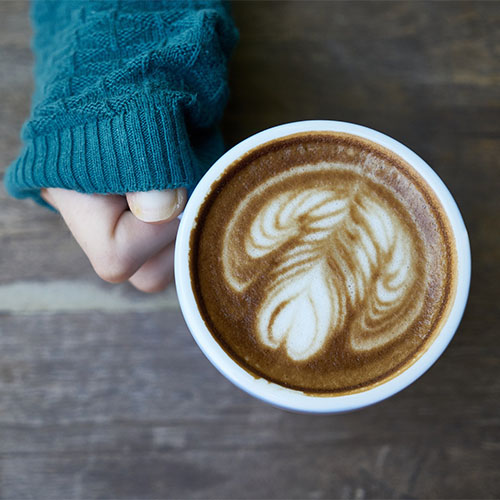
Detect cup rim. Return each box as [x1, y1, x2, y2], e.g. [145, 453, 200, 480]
[174, 120, 471, 413]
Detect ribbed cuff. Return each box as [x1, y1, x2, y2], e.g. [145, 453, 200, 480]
[5, 92, 224, 207]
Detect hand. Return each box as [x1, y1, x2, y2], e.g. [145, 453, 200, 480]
[41, 187, 187, 293]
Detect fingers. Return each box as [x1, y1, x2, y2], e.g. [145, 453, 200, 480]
[126, 188, 187, 223]
[44, 187, 181, 287]
[128, 241, 176, 293]
[40, 188, 56, 208]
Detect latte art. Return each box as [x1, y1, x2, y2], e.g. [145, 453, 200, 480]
[223, 166, 425, 361]
[191, 133, 456, 394]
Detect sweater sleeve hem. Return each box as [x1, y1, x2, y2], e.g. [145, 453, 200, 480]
[5, 92, 223, 205]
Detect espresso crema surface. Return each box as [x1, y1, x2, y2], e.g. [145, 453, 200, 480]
[190, 132, 457, 394]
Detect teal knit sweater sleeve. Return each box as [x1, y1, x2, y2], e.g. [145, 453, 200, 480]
[5, 0, 238, 207]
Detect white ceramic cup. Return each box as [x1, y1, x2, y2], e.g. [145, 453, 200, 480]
[174, 120, 471, 413]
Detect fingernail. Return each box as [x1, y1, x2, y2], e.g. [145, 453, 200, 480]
[127, 190, 180, 223]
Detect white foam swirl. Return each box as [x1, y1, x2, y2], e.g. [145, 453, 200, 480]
[257, 262, 340, 361]
[222, 164, 424, 361]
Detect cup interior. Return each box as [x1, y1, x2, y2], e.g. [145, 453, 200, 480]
[174, 120, 471, 413]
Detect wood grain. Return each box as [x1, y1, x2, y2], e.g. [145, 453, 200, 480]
[0, 1, 499, 499]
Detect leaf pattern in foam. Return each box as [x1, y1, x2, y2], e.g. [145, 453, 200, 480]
[346, 198, 425, 351]
[257, 261, 344, 361]
[222, 170, 424, 361]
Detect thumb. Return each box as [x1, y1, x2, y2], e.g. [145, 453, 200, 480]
[126, 188, 187, 223]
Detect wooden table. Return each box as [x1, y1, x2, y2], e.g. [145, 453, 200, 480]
[0, 2, 498, 498]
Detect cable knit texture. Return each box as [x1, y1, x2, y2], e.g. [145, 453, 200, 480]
[5, 0, 238, 207]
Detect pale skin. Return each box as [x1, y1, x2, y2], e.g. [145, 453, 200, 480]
[41, 187, 187, 293]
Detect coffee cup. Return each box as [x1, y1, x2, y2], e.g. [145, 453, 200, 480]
[174, 120, 470, 413]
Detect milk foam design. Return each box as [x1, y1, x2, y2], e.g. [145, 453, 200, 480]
[222, 164, 426, 362]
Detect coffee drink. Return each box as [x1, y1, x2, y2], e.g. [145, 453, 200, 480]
[189, 132, 457, 395]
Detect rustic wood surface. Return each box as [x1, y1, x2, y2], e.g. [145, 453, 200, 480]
[0, 1, 499, 499]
